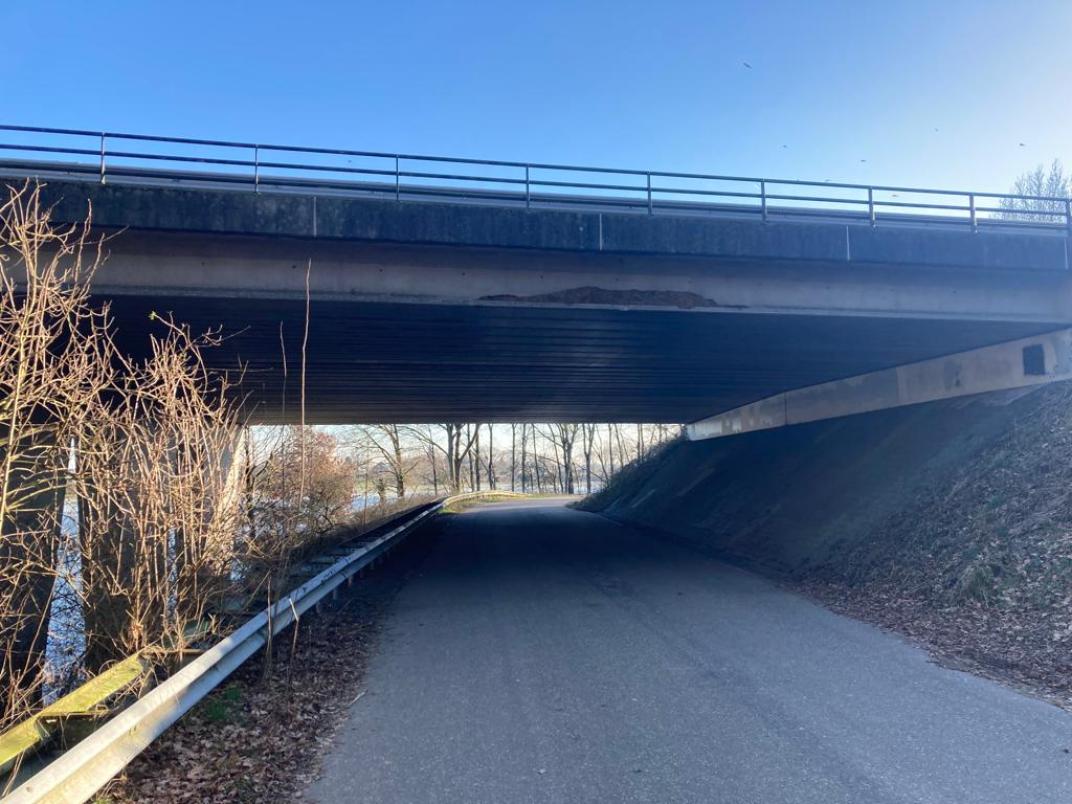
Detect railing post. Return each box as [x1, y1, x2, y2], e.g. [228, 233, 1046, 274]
[99, 133, 106, 185]
[1065, 198, 1071, 238]
[525, 164, 531, 209]
[970, 193, 977, 232]
[867, 187, 875, 226]
[395, 156, 400, 202]
[253, 145, 260, 192]
[760, 180, 767, 222]
[647, 173, 653, 214]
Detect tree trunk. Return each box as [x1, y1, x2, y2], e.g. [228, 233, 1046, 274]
[560, 431, 575, 495]
[531, 425, 542, 494]
[429, 444, 439, 495]
[473, 425, 481, 491]
[607, 424, 615, 475]
[392, 428, 405, 498]
[582, 423, 595, 494]
[519, 423, 527, 493]
[547, 429, 563, 492]
[510, 424, 517, 492]
[445, 424, 460, 494]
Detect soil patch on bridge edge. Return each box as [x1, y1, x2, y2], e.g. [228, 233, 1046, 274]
[99, 525, 439, 804]
[579, 383, 1072, 711]
[479, 286, 736, 309]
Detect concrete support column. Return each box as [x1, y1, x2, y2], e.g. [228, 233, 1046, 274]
[0, 424, 66, 719]
[79, 423, 246, 672]
[78, 488, 139, 674]
[174, 426, 246, 623]
[76, 423, 147, 674]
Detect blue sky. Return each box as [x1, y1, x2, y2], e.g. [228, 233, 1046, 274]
[4, 0, 1070, 194]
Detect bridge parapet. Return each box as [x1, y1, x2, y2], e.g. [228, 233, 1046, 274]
[0, 123, 1068, 275]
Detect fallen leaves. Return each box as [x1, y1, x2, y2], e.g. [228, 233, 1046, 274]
[102, 533, 432, 803]
[790, 384, 1072, 707]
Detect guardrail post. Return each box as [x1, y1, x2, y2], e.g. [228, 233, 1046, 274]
[1065, 198, 1071, 237]
[867, 187, 875, 226]
[970, 194, 977, 232]
[760, 180, 767, 222]
[647, 173, 653, 214]
[253, 145, 260, 192]
[525, 164, 531, 209]
[395, 156, 400, 202]
[99, 133, 106, 185]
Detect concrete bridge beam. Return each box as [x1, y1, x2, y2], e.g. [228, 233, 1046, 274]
[687, 328, 1072, 440]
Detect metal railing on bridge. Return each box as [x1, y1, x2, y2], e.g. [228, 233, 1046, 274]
[0, 124, 1070, 235]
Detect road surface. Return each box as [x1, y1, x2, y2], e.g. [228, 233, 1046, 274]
[308, 499, 1072, 803]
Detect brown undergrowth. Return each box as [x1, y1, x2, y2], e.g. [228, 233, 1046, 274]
[101, 522, 437, 803]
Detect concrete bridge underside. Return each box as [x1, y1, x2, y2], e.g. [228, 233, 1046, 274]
[105, 291, 1062, 423]
[17, 177, 1072, 424]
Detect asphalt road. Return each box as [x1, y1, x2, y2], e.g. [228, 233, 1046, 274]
[308, 499, 1072, 804]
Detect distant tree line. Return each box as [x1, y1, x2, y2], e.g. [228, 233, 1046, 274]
[339, 422, 682, 500]
[999, 159, 1069, 223]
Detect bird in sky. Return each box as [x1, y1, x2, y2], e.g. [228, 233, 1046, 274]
[1019, 142, 1026, 147]
[742, 61, 752, 69]
[860, 159, 867, 163]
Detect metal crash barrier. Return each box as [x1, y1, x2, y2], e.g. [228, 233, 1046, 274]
[1, 491, 522, 804]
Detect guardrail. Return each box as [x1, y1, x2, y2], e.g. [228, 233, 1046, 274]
[0, 124, 1069, 234]
[2, 491, 521, 804]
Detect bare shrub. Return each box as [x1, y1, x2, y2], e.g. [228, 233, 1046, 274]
[1, 181, 248, 723]
[240, 426, 354, 584]
[73, 319, 242, 671]
[0, 181, 111, 724]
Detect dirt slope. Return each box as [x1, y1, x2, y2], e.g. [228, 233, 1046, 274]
[580, 384, 1072, 704]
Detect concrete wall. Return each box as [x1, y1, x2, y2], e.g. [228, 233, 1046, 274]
[584, 385, 1062, 576]
[27, 177, 1070, 275]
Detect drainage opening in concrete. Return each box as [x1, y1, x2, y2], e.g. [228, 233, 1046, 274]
[1022, 343, 1047, 376]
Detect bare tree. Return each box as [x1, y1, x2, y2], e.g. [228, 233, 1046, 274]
[510, 423, 517, 492]
[581, 423, 597, 494]
[409, 424, 478, 494]
[544, 424, 579, 494]
[484, 422, 495, 490]
[472, 424, 481, 491]
[0, 182, 112, 721]
[530, 425, 542, 494]
[999, 160, 1070, 222]
[75, 320, 242, 672]
[425, 436, 440, 495]
[350, 424, 415, 499]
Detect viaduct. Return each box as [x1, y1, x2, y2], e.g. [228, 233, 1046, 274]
[3, 125, 1071, 433]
